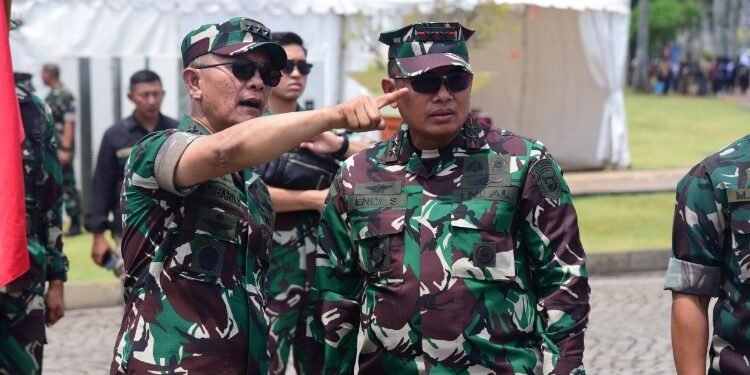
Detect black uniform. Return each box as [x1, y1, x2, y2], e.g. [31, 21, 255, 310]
[85, 114, 177, 236]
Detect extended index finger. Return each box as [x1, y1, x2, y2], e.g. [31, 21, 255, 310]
[375, 87, 409, 108]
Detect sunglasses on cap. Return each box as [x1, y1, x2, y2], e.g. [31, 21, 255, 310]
[195, 59, 282, 87]
[406, 71, 472, 94]
[282, 60, 313, 75]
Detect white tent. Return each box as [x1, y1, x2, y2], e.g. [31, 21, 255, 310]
[9, 0, 411, 195]
[10, 0, 631, 170]
[466, 0, 631, 170]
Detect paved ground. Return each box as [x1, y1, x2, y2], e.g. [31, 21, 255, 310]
[44, 305, 121, 374]
[585, 272, 675, 375]
[566, 168, 687, 196]
[43, 272, 676, 374]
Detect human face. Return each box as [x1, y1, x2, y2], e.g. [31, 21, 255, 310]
[271, 44, 308, 102]
[382, 66, 473, 149]
[128, 81, 164, 120]
[190, 50, 273, 131]
[40, 69, 52, 86]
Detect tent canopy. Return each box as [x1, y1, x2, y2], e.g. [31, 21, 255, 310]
[467, 3, 631, 169]
[11, 0, 629, 15]
[10, 0, 631, 169]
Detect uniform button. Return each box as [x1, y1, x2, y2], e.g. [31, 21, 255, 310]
[475, 245, 495, 266]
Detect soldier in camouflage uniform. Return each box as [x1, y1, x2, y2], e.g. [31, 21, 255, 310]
[310, 22, 590, 375]
[0, 81, 67, 374]
[109, 16, 406, 374]
[665, 134, 750, 374]
[260, 31, 371, 374]
[42, 63, 82, 236]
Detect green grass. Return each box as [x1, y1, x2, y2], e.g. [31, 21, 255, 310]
[575, 192, 674, 253]
[627, 92, 750, 169]
[63, 232, 117, 283]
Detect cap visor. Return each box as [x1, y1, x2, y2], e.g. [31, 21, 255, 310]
[395, 53, 472, 78]
[213, 42, 287, 70]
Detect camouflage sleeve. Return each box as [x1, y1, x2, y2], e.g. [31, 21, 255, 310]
[521, 152, 590, 375]
[310, 172, 363, 374]
[62, 90, 76, 123]
[663, 163, 722, 297]
[123, 130, 186, 204]
[38, 99, 67, 281]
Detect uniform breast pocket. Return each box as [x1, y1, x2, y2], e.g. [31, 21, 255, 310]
[169, 183, 246, 290]
[450, 198, 516, 282]
[348, 207, 406, 285]
[729, 200, 750, 283]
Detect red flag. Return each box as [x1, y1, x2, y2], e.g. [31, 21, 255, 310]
[0, 1, 29, 287]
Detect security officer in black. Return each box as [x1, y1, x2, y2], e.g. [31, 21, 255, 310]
[85, 70, 177, 275]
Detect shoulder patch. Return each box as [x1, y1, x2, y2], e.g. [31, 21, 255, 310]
[530, 158, 561, 203]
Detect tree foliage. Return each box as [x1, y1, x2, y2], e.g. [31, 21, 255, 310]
[631, 0, 702, 53]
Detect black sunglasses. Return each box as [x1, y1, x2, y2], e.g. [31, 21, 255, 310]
[195, 59, 282, 87]
[407, 71, 472, 94]
[282, 60, 313, 75]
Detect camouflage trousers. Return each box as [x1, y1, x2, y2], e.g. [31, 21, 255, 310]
[0, 245, 47, 375]
[266, 215, 318, 375]
[61, 161, 81, 220]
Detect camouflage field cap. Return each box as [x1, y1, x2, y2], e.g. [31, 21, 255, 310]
[379, 22, 474, 78]
[181, 17, 287, 69]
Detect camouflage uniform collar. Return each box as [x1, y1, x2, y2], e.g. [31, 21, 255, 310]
[381, 116, 486, 165]
[461, 116, 487, 151]
[178, 115, 213, 136]
[381, 123, 408, 164]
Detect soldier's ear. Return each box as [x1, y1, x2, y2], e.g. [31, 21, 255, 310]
[183, 68, 203, 101]
[381, 78, 399, 109]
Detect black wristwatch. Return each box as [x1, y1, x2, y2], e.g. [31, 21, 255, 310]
[332, 134, 349, 161]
